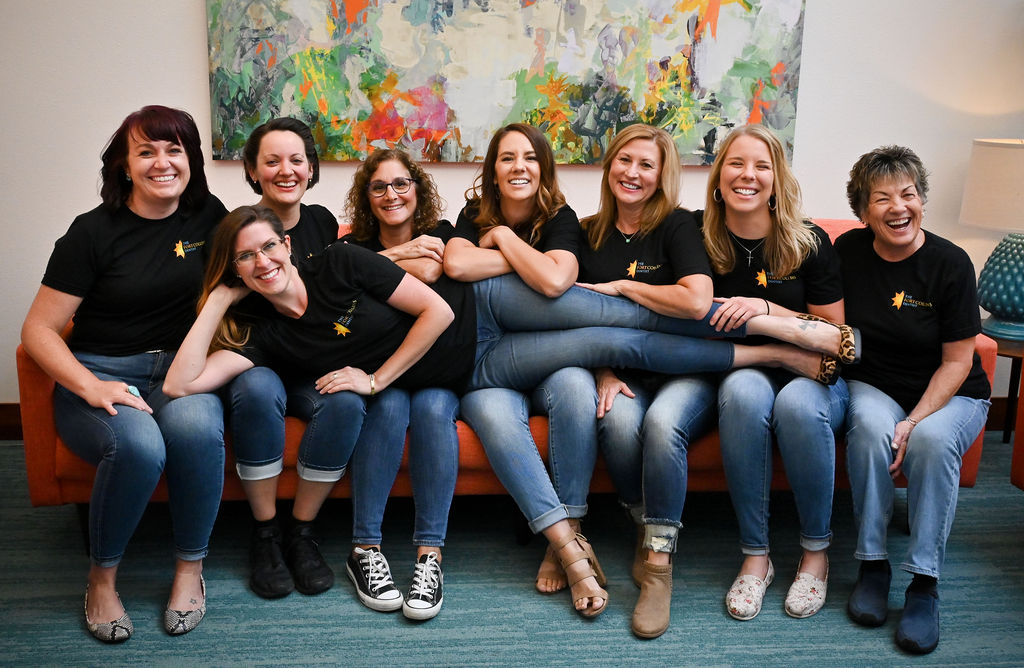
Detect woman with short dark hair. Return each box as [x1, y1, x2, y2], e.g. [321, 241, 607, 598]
[839, 145, 990, 654]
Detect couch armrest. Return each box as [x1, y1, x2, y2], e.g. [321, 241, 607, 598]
[16, 343, 63, 506]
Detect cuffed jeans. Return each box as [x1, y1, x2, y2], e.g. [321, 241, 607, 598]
[845, 380, 989, 577]
[461, 387, 572, 533]
[350, 388, 459, 547]
[718, 368, 848, 556]
[54, 351, 224, 567]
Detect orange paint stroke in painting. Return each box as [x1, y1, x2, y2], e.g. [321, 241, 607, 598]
[266, 41, 277, 69]
[771, 61, 785, 87]
[344, 0, 370, 35]
[317, 96, 329, 115]
[329, 0, 339, 19]
[692, 0, 722, 40]
[300, 74, 314, 99]
[527, 29, 547, 82]
[331, 115, 342, 131]
[747, 78, 771, 124]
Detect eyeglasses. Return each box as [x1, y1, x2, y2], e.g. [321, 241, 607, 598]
[233, 238, 285, 265]
[368, 177, 417, 197]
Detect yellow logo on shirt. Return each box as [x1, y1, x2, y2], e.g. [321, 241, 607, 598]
[891, 291, 905, 309]
[172, 239, 204, 259]
[756, 270, 768, 288]
[333, 323, 350, 336]
[626, 260, 638, 278]
[173, 241, 185, 258]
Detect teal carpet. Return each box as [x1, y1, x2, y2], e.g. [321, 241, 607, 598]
[2, 435, 1023, 666]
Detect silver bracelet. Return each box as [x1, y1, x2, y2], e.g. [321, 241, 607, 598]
[905, 416, 919, 427]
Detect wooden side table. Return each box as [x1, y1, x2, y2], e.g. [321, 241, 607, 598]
[987, 334, 1024, 442]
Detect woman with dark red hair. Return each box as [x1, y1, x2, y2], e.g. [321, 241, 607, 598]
[21, 105, 227, 642]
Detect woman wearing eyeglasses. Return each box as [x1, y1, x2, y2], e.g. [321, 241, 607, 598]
[334, 148, 458, 619]
[226, 117, 372, 603]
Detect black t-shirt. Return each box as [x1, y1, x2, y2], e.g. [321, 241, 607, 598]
[453, 203, 582, 257]
[240, 242, 475, 390]
[339, 220, 477, 386]
[834, 228, 990, 411]
[42, 195, 228, 355]
[702, 218, 843, 310]
[288, 203, 339, 260]
[578, 209, 709, 284]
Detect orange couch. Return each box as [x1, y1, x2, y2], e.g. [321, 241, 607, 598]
[17, 219, 996, 507]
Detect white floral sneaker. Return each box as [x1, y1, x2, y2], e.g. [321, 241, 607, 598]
[785, 560, 828, 619]
[726, 559, 774, 621]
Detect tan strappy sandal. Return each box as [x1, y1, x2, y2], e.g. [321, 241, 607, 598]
[554, 532, 608, 618]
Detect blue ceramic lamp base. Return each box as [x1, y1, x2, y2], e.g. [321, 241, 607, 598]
[979, 233, 1024, 342]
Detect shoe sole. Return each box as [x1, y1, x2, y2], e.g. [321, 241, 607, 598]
[402, 597, 443, 621]
[250, 578, 294, 600]
[346, 564, 403, 612]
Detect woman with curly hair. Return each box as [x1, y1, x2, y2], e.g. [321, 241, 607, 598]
[337, 148, 459, 620]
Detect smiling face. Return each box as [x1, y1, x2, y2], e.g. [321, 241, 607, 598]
[249, 130, 312, 212]
[494, 131, 541, 204]
[368, 159, 418, 234]
[125, 133, 190, 217]
[233, 221, 293, 297]
[608, 138, 662, 211]
[862, 176, 925, 260]
[717, 134, 774, 217]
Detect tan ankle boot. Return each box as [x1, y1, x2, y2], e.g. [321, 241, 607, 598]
[632, 560, 672, 638]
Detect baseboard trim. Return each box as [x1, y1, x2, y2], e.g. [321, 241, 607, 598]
[0, 399, 1012, 443]
[1, 404, 23, 440]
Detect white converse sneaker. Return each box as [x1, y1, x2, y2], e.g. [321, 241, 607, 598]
[403, 552, 444, 621]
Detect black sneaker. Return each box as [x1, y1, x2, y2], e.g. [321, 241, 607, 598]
[284, 523, 334, 595]
[403, 553, 444, 620]
[346, 547, 403, 611]
[249, 520, 294, 599]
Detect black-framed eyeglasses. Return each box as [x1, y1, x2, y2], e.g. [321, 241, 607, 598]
[233, 238, 285, 265]
[368, 177, 417, 197]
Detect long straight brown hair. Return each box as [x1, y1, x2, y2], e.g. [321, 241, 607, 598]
[464, 123, 566, 245]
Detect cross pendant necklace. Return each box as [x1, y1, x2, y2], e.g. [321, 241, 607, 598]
[728, 230, 766, 267]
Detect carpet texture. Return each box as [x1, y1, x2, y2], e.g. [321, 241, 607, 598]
[1, 435, 1023, 666]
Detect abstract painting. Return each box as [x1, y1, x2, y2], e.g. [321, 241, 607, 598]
[207, 0, 805, 164]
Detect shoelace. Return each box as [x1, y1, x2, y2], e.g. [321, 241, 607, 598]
[361, 550, 395, 593]
[408, 554, 441, 599]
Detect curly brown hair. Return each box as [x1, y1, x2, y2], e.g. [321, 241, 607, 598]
[344, 149, 443, 242]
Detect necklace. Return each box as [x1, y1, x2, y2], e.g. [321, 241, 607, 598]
[727, 230, 766, 267]
[617, 226, 639, 244]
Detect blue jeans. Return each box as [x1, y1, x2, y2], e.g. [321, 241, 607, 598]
[460, 387, 571, 533]
[718, 368, 848, 556]
[468, 276, 742, 392]
[287, 384, 398, 482]
[350, 388, 459, 546]
[54, 351, 224, 567]
[532, 368, 599, 518]
[639, 374, 718, 553]
[845, 380, 989, 577]
[226, 366, 287, 479]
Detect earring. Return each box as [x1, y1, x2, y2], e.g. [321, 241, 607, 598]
[768, 194, 777, 211]
[308, 178, 313, 187]
[125, 173, 132, 182]
[713, 187, 722, 203]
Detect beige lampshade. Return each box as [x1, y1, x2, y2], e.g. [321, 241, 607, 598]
[959, 139, 1024, 232]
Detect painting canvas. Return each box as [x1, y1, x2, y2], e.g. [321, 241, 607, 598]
[207, 0, 805, 164]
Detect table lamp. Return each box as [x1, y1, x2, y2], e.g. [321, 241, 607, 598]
[959, 138, 1024, 339]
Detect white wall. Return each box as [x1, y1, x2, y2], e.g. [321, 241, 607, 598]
[2, 1, 1022, 403]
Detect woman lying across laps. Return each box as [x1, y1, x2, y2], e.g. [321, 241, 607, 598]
[225, 117, 346, 602]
